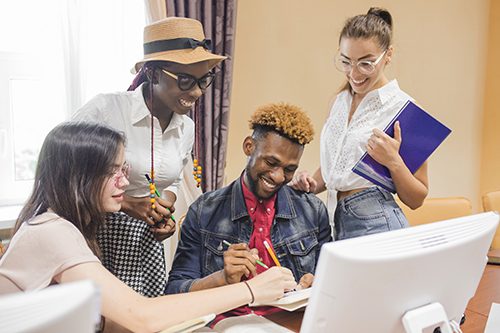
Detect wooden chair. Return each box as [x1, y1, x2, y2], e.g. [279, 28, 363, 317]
[396, 197, 472, 227]
[482, 191, 500, 250]
[177, 214, 186, 241]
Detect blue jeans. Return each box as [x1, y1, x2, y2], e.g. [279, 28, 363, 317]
[334, 187, 408, 240]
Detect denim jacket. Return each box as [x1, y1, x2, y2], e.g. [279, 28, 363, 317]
[166, 179, 332, 294]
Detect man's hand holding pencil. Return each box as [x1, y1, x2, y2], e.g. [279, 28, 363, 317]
[221, 241, 308, 293]
[222, 242, 265, 284]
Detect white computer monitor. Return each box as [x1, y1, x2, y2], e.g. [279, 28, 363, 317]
[301, 212, 499, 333]
[0, 280, 100, 333]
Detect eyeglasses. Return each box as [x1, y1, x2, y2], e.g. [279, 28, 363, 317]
[112, 162, 130, 187]
[334, 50, 387, 75]
[161, 69, 216, 91]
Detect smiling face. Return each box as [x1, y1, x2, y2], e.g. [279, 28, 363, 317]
[339, 37, 392, 97]
[101, 144, 129, 213]
[243, 132, 303, 200]
[152, 61, 212, 117]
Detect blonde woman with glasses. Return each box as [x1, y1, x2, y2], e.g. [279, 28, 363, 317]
[290, 7, 429, 240]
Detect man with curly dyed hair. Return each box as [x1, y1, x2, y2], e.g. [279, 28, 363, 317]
[167, 103, 332, 323]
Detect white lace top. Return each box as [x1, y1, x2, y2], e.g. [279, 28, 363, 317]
[320, 80, 413, 207]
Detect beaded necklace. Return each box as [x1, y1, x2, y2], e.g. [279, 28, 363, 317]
[193, 103, 202, 188]
[147, 81, 158, 210]
[146, 68, 203, 201]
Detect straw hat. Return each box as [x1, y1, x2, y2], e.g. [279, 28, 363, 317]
[133, 17, 227, 73]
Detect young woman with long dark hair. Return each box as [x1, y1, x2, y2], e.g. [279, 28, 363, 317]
[0, 122, 295, 332]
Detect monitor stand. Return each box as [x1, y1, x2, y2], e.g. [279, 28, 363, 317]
[402, 303, 453, 333]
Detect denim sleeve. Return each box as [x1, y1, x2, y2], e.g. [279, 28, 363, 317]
[165, 201, 203, 294]
[316, 198, 333, 263]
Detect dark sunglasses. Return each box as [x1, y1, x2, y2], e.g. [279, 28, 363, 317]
[161, 69, 216, 91]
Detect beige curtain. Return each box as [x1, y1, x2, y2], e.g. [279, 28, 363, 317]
[144, 0, 167, 23]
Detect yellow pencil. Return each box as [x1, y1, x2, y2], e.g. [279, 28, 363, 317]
[263, 240, 281, 267]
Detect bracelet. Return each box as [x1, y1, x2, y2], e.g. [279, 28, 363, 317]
[243, 281, 255, 305]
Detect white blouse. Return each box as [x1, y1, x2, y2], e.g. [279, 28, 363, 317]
[73, 84, 194, 197]
[320, 80, 413, 208]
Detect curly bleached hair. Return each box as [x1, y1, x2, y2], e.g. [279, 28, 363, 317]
[249, 102, 314, 145]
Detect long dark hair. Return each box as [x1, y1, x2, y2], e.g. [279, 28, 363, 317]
[339, 7, 393, 93]
[14, 122, 125, 255]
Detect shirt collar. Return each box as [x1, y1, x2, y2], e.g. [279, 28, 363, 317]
[166, 112, 185, 135]
[365, 79, 400, 105]
[131, 83, 150, 125]
[131, 83, 185, 135]
[231, 174, 296, 222]
[240, 175, 276, 213]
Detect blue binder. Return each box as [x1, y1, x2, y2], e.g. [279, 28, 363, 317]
[352, 101, 452, 193]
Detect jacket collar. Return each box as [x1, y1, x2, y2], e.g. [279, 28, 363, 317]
[230, 176, 297, 222]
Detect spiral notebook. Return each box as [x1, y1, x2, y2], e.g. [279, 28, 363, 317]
[352, 101, 451, 193]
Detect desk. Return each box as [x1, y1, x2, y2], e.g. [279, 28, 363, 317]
[267, 264, 500, 333]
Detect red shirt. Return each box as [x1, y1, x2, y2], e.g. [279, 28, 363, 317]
[243, 177, 278, 274]
[212, 176, 283, 325]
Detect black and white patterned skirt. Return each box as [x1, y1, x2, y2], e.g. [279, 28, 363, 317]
[97, 212, 166, 297]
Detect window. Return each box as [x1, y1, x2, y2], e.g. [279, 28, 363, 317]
[0, 0, 145, 206]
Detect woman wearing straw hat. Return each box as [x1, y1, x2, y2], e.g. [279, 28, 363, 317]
[73, 17, 226, 297]
[289, 8, 429, 240]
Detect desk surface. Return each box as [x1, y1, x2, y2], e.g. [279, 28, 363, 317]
[267, 264, 500, 333]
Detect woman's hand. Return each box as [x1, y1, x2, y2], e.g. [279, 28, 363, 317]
[151, 216, 176, 242]
[366, 121, 404, 170]
[121, 194, 176, 241]
[288, 170, 318, 193]
[246, 266, 296, 304]
[367, 121, 429, 209]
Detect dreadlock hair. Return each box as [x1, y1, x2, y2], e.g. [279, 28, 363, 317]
[127, 60, 170, 91]
[249, 102, 314, 146]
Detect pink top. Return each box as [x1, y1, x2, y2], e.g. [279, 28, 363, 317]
[0, 211, 99, 294]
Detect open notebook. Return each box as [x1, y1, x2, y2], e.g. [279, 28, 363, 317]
[251, 288, 311, 311]
[160, 314, 216, 333]
[213, 314, 294, 333]
[160, 313, 293, 333]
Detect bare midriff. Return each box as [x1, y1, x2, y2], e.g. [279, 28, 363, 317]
[337, 187, 369, 201]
